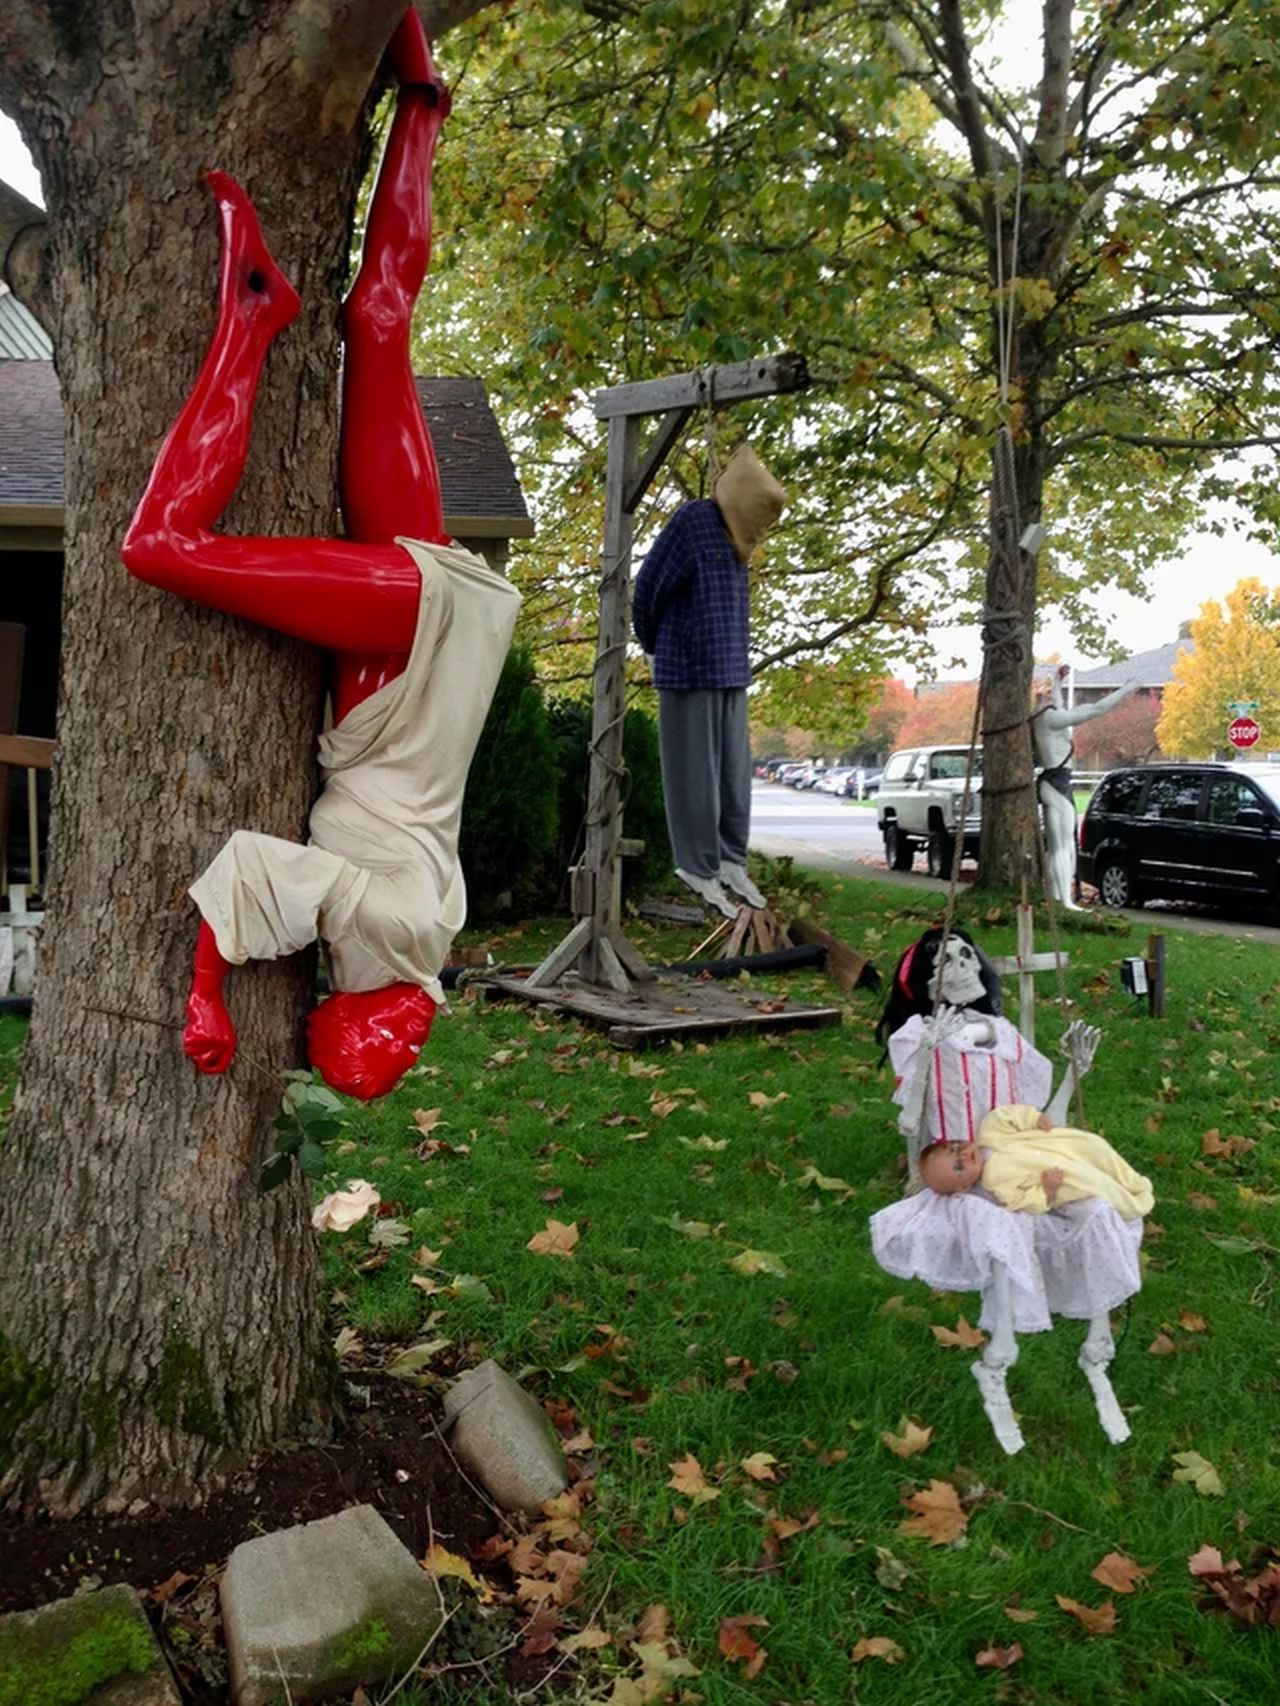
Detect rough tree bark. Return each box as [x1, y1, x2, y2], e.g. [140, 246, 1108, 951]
[0, 0, 489, 1513]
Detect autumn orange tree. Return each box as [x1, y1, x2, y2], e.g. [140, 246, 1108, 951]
[895, 682, 981, 749]
[1157, 579, 1280, 757]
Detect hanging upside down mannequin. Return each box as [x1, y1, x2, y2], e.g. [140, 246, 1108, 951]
[121, 11, 520, 1100]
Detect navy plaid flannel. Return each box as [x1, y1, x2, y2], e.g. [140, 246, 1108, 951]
[631, 500, 751, 690]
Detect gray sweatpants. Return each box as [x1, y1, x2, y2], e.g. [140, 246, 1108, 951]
[657, 687, 751, 878]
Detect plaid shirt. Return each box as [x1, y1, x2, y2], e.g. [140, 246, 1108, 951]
[631, 500, 751, 690]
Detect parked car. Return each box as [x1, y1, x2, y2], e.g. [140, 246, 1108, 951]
[790, 763, 826, 790]
[843, 769, 883, 800]
[772, 761, 805, 785]
[817, 766, 854, 795]
[755, 755, 788, 780]
[876, 745, 983, 877]
[1079, 762, 1280, 914]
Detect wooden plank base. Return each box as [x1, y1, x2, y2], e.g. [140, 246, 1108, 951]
[480, 972, 842, 1051]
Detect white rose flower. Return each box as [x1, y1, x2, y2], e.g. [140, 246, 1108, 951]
[311, 1180, 381, 1233]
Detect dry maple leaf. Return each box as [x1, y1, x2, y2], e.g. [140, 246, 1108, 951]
[930, 1317, 987, 1349]
[1187, 1192, 1218, 1212]
[422, 1542, 488, 1599]
[747, 1090, 789, 1109]
[1091, 1552, 1152, 1594]
[412, 1107, 446, 1134]
[975, 1642, 1023, 1669]
[727, 1247, 789, 1277]
[740, 1451, 780, 1482]
[1172, 1449, 1225, 1497]
[666, 1453, 720, 1504]
[882, 1418, 933, 1459]
[1148, 1332, 1177, 1356]
[147, 1570, 194, 1604]
[1055, 1595, 1117, 1635]
[527, 1218, 580, 1259]
[635, 1603, 669, 1644]
[1188, 1544, 1229, 1577]
[1179, 1312, 1208, 1332]
[718, 1614, 769, 1679]
[559, 1626, 612, 1655]
[1004, 1605, 1038, 1624]
[898, 1479, 969, 1545]
[850, 1636, 905, 1665]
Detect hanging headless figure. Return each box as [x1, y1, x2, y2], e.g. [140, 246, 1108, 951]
[122, 11, 520, 1100]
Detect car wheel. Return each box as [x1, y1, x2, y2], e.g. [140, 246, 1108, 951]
[1096, 855, 1138, 909]
[927, 829, 955, 880]
[884, 823, 914, 871]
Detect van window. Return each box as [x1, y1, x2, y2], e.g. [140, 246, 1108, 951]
[883, 752, 915, 782]
[929, 751, 982, 780]
[1207, 776, 1264, 825]
[1093, 771, 1144, 815]
[1142, 772, 1203, 821]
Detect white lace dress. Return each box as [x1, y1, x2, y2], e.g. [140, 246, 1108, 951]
[869, 1014, 1144, 1332]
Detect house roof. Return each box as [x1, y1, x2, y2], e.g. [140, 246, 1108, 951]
[0, 286, 52, 360]
[0, 359, 531, 537]
[1072, 639, 1192, 690]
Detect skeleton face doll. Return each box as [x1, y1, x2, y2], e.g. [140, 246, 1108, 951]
[928, 937, 988, 1009]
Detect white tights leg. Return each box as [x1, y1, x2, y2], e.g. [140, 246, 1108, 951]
[1079, 1313, 1130, 1444]
[973, 1262, 1024, 1455]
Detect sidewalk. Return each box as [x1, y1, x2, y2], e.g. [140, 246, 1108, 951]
[751, 833, 1280, 947]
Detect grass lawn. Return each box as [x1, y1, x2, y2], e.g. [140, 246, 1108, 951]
[3, 874, 1279, 1703]
[319, 876, 1279, 1704]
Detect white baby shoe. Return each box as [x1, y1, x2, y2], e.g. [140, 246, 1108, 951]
[718, 861, 766, 908]
[676, 869, 738, 919]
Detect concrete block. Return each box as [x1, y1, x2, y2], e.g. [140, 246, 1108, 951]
[443, 1359, 568, 1513]
[219, 1504, 439, 1706]
[0, 1581, 180, 1706]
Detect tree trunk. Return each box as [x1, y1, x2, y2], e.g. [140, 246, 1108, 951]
[976, 341, 1047, 893]
[0, 0, 407, 1512]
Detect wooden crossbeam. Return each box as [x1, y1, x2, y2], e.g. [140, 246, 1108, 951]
[988, 903, 1068, 1047]
[594, 352, 809, 420]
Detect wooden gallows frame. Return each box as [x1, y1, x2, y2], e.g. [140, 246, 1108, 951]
[527, 351, 810, 994]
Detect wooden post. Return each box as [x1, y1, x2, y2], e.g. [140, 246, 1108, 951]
[990, 903, 1068, 1046]
[1146, 933, 1166, 1019]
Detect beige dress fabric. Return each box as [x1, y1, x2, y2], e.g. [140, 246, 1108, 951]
[190, 538, 521, 1005]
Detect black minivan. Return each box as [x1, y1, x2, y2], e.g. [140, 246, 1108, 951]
[1079, 763, 1280, 914]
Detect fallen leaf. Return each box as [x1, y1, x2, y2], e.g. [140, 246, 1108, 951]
[1172, 1450, 1225, 1496]
[147, 1571, 194, 1604]
[882, 1418, 933, 1459]
[975, 1642, 1023, 1669]
[719, 1614, 769, 1678]
[667, 1453, 720, 1504]
[1004, 1605, 1038, 1624]
[449, 1273, 493, 1302]
[660, 1213, 714, 1239]
[1188, 1545, 1228, 1577]
[527, 1219, 580, 1259]
[898, 1480, 969, 1545]
[631, 1640, 701, 1692]
[558, 1626, 611, 1654]
[635, 1603, 669, 1644]
[1187, 1192, 1218, 1212]
[678, 1134, 729, 1151]
[1148, 1332, 1177, 1356]
[727, 1247, 789, 1277]
[1179, 1312, 1208, 1333]
[422, 1543, 488, 1598]
[518, 1603, 563, 1655]
[412, 1244, 443, 1267]
[1055, 1596, 1116, 1635]
[385, 1337, 451, 1378]
[333, 1325, 363, 1363]
[1091, 1553, 1152, 1594]
[794, 1165, 855, 1196]
[851, 1636, 905, 1664]
[412, 1107, 447, 1134]
[1201, 1128, 1256, 1159]
[748, 1090, 789, 1109]
[740, 1451, 780, 1482]
[562, 1429, 595, 1454]
[930, 1316, 987, 1349]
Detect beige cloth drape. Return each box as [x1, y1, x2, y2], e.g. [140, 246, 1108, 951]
[190, 538, 521, 1004]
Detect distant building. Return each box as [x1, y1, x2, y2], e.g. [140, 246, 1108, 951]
[1070, 636, 1193, 707]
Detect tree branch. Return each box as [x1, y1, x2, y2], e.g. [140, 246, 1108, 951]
[0, 176, 50, 329]
[1049, 428, 1280, 469]
[935, 0, 996, 188]
[1033, 0, 1073, 168]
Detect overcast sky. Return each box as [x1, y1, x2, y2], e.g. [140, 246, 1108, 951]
[2, 12, 1274, 681]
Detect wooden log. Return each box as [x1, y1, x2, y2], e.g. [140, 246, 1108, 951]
[1147, 933, 1166, 1019]
[594, 352, 810, 420]
[526, 915, 594, 990]
[0, 733, 54, 770]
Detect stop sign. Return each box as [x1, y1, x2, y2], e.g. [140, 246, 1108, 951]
[1228, 716, 1261, 749]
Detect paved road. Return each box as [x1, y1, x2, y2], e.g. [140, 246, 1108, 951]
[748, 780, 1280, 946]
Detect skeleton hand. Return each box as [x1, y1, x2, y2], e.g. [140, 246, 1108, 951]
[1060, 1021, 1101, 1082]
[924, 1004, 969, 1047]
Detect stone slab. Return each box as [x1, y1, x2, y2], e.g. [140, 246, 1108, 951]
[0, 1581, 180, 1706]
[219, 1504, 440, 1706]
[443, 1358, 568, 1513]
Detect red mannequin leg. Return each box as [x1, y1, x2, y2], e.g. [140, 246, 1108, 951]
[185, 921, 237, 1073]
[339, 8, 451, 547]
[122, 172, 420, 653]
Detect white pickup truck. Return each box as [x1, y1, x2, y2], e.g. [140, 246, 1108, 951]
[876, 745, 982, 878]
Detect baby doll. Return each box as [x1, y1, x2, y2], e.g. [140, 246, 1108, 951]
[918, 1103, 1153, 1220]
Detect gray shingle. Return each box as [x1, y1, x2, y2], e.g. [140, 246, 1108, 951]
[0, 360, 530, 531]
[0, 288, 53, 360]
[1072, 639, 1193, 690]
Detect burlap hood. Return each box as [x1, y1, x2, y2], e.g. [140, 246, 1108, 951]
[713, 444, 786, 561]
